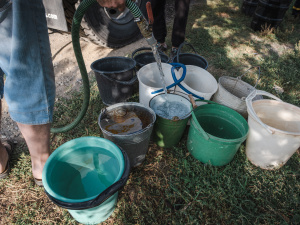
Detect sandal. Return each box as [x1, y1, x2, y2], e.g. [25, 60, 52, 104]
[0, 140, 15, 180]
[34, 177, 43, 187]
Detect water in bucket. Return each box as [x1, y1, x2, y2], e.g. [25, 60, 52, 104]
[100, 110, 152, 135]
[99, 102, 156, 167]
[42, 137, 129, 225]
[149, 93, 192, 148]
[52, 147, 119, 200]
[187, 101, 249, 166]
[151, 101, 190, 120]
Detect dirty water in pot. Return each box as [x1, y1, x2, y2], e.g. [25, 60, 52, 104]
[100, 109, 152, 135]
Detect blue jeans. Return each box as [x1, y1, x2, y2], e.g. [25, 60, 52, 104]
[0, 0, 55, 125]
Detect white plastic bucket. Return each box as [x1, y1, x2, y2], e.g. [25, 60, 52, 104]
[137, 63, 175, 107]
[175, 65, 218, 105]
[245, 90, 300, 170]
[212, 66, 261, 118]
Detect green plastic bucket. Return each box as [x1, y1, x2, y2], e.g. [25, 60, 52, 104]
[149, 93, 192, 148]
[42, 137, 130, 224]
[187, 102, 249, 166]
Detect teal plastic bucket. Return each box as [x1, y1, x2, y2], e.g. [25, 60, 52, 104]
[42, 137, 130, 224]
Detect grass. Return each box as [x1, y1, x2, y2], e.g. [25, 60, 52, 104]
[1, 0, 300, 224]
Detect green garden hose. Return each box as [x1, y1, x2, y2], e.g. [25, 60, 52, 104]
[51, 0, 145, 133]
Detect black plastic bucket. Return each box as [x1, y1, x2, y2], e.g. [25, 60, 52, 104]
[132, 47, 169, 70]
[91, 57, 137, 105]
[241, 0, 259, 16]
[172, 42, 208, 70]
[251, 0, 293, 31]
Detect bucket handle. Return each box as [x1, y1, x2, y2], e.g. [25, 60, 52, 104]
[237, 66, 261, 88]
[176, 42, 198, 63]
[188, 97, 219, 140]
[99, 70, 138, 85]
[246, 90, 283, 134]
[44, 147, 131, 210]
[188, 94, 198, 109]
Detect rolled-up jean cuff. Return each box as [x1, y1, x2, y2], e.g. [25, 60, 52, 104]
[9, 107, 53, 125]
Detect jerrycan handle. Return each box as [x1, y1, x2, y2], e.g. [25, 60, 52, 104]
[45, 147, 131, 210]
[246, 90, 283, 134]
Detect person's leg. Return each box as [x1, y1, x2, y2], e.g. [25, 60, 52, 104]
[0, 69, 14, 177]
[0, 100, 9, 174]
[171, 0, 191, 48]
[151, 0, 167, 44]
[0, 1, 13, 176]
[0, 0, 55, 182]
[17, 123, 50, 179]
[0, 2, 12, 175]
[0, 146, 9, 173]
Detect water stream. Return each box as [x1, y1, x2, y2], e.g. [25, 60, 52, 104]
[151, 45, 168, 95]
[151, 45, 170, 115]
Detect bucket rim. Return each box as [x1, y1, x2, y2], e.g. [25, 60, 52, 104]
[137, 62, 172, 74]
[42, 137, 125, 203]
[191, 104, 249, 143]
[248, 99, 300, 135]
[149, 93, 193, 120]
[218, 76, 256, 101]
[91, 56, 136, 74]
[178, 65, 218, 95]
[98, 102, 157, 137]
[134, 52, 170, 67]
[137, 62, 173, 88]
[131, 47, 169, 60]
[172, 53, 209, 69]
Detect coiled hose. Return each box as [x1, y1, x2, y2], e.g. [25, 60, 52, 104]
[51, 0, 143, 133]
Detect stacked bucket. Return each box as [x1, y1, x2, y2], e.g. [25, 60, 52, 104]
[241, 0, 293, 31]
[42, 41, 300, 224]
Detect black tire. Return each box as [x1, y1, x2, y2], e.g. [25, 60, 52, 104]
[63, 0, 147, 48]
[63, 0, 86, 36]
